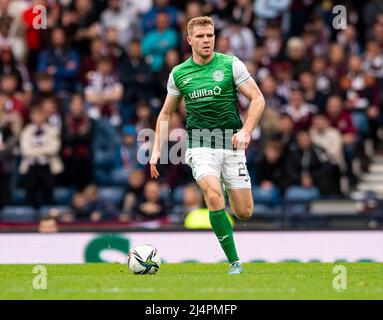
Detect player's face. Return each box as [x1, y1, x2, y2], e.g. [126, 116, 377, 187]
[188, 25, 215, 58]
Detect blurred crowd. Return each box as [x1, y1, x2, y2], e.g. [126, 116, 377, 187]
[0, 0, 383, 225]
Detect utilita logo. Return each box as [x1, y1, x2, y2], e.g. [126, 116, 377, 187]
[189, 86, 222, 99]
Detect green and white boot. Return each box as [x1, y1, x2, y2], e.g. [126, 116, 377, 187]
[228, 261, 243, 274]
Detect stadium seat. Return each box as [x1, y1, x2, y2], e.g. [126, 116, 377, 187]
[252, 186, 281, 206]
[284, 186, 320, 202]
[54, 188, 75, 205]
[93, 118, 117, 169]
[11, 188, 26, 205]
[94, 169, 111, 186]
[109, 168, 130, 186]
[1, 206, 37, 222]
[171, 185, 185, 205]
[252, 204, 283, 217]
[309, 200, 359, 216]
[98, 187, 125, 206]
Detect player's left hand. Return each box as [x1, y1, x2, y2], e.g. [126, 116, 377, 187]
[231, 129, 251, 150]
[150, 149, 161, 179]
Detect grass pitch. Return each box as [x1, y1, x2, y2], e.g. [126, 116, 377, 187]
[1, 263, 382, 300]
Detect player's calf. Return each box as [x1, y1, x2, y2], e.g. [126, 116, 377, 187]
[227, 188, 253, 221]
[234, 206, 253, 221]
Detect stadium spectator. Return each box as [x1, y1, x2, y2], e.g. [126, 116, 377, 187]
[121, 169, 146, 221]
[337, 25, 361, 58]
[285, 37, 310, 80]
[0, 47, 32, 105]
[70, 192, 89, 221]
[340, 54, 380, 147]
[38, 217, 59, 233]
[103, 27, 126, 63]
[259, 75, 286, 138]
[141, 11, 178, 72]
[82, 184, 119, 221]
[22, 0, 45, 71]
[220, 17, 256, 61]
[79, 37, 107, 87]
[325, 95, 357, 186]
[19, 106, 63, 208]
[281, 88, 318, 132]
[64, 0, 101, 55]
[33, 72, 56, 103]
[134, 99, 156, 132]
[37, 27, 80, 96]
[181, 183, 204, 217]
[301, 22, 329, 60]
[251, 45, 271, 80]
[0, 89, 22, 137]
[369, 19, 383, 47]
[118, 39, 153, 122]
[0, 72, 28, 122]
[277, 114, 295, 154]
[311, 55, 334, 96]
[262, 24, 284, 61]
[125, 0, 152, 16]
[111, 124, 143, 186]
[85, 56, 123, 127]
[255, 139, 285, 194]
[299, 70, 328, 112]
[61, 94, 94, 189]
[310, 114, 343, 194]
[231, 0, 254, 29]
[155, 49, 181, 102]
[215, 34, 232, 56]
[0, 12, 26, 63]
[141, 0, 179, 34]
[41, 97, 62, 133]
[284, 130, 338, 197]
[253, 0, 292, 37]
[310, 114, 346, 173]
[100, 0, 141, 48]
[273, 61, 297, 102]
[132, 180, 166, 221]
[363, 40, 383, 83]
[363, 0, 383, 34]
[327, 43, 347, 83]
[0, 96, 18, 208]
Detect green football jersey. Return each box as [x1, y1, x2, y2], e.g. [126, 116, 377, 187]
[168, 52, 250, 149]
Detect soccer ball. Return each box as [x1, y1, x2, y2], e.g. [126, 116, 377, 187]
[127, 244, 161, 274]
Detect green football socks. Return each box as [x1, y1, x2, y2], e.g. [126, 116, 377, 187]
[209, 209, 239, 264]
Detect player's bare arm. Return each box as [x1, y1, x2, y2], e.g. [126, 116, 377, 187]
[150, 94, 182, 179]
[231, 78, 265, 150]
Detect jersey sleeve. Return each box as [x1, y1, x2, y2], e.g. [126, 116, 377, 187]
[233, 56, 251, 87]
[167, 71, 181, 96]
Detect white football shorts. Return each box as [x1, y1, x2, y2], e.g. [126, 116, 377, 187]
[185, 147, 251, 189]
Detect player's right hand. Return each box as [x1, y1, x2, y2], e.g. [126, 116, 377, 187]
[231, 129, 251, 150]
[150, 149, 161, 179]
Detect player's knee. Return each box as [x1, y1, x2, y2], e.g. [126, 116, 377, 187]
[205, 188, 224, 208]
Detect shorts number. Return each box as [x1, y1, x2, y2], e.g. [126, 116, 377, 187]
[238, 162, 246, 177]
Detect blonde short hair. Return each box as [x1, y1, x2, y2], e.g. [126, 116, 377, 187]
[187, 16, 215, 36]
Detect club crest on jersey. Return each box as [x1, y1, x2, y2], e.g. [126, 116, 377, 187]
[213, 70, 224, 82]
